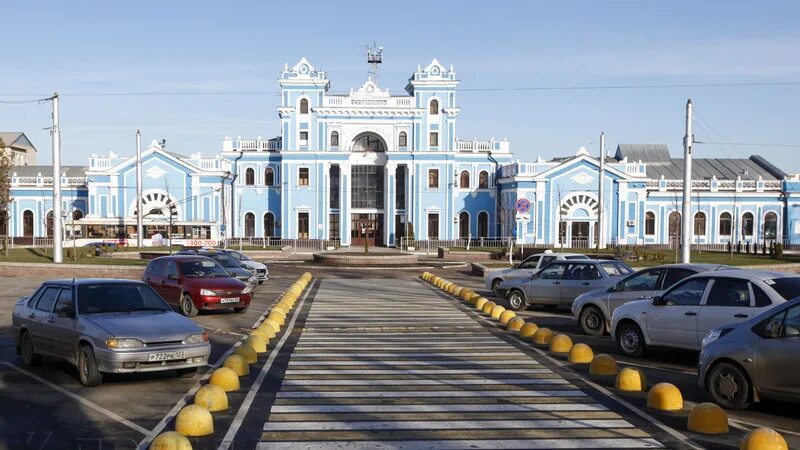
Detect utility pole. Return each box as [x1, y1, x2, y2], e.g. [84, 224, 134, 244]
[135, 130, 143, 248]
[598, 131, 605, 250]
[51, 93, 63, 263]
[681, 99, 693, 263]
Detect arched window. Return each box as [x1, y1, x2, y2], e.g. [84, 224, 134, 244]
[477, 211, 489, 238]
[764, 212, 778, 240]
[264, 167, 274, 186]
[245, 168, 255, 186]
[742, 212, 754, 236]
[352, 134, 385, 152]
[23, 210, 34, 237]
[478, 171, 489, 189]
[459, 170, 470, 189]
[719, 212, 732, 236]
[459, 211, 469, 238]
[694, 212, 706, 236]
[46, 211, 54, 237]
[398, 132, 408, 147]
[244, 212, 255, 238]
[330, 131, 339, 147]
[668, 211, 681, 244]
[72, 209, 84, 221]
[264, 212, 275, 238]
[429, 99, 439, 115]
[299, 98, 309, 114]
[645, 211, 656, 235]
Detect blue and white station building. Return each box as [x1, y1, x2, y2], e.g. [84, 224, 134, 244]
[4, 57, 800, 248]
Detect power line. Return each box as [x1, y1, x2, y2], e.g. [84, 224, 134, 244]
[694, 141, 800, 148]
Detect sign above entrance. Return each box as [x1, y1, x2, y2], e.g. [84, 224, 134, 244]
[515, 198, 531, 214]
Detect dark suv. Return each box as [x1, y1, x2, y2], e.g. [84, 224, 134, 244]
[143, 256, 253, 317]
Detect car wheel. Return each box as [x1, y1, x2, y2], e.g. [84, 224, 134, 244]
[506, 290, 525, 311]
[491, 279, 503, 296]
[176, 367, 198, 378]
[707, 362, 751, 409]
[180, 294, 198, 317]
[233, 305, 249, 314]
[616, 322, 646, 357]
[20, 331, 42, 366]
[580, 306, 606, 336]
[78, 345, 103, 387]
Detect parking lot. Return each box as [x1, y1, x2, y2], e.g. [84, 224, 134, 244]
[0, 262, 797, 449]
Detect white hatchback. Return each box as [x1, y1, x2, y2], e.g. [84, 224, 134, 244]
[610, 269, 798, 357]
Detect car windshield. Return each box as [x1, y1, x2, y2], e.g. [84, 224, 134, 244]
[764, 278, 800, 300]
[214, 255, 240, 268]
[600, 262, 634, 276]
[180, 260, 230, 278]
[234, 252, 251, 262]
[77, 283, 171, 314]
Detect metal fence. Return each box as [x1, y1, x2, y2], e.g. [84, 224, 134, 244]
[0, 236, 55, 248]
[399, 237, 513, 254]
[222, 238, 342, 253]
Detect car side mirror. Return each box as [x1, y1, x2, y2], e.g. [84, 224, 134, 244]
[57, 306, 75, 318]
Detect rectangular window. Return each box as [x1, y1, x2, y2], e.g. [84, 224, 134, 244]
[329, 165, 340, 209]
[298, 212, 309, 239]
[350, 165, 384, 209]
[428, 169, 439, 189]
[298, 167, 309, 186]
[299, 131, 309, 146]
[329, 214, 340, 240]
[427, 213, 439, 239]
[429, 132, 438, 147]
[395, 166, 406, 209]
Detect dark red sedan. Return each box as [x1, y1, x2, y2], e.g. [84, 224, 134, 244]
[143, 256, 253, 317]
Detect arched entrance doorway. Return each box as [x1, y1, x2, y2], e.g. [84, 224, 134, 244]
[349, 132, 387, 246]
[558, 193, 599, 248]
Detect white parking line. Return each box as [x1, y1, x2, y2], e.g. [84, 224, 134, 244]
[217, 279, 317, 450]
[0, 362, 150, 436]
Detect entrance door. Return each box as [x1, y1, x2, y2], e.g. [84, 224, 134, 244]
[571, 222, 590, 248]
[351, 213, 383, 246]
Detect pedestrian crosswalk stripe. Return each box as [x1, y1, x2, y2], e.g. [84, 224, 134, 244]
[270, 403, 606, 413]
[276, 389, 585, 398]
[280, 378, 569, 386]
[263, 419, 635, 431]
[256, 438, 664, 449]
[284, 368, 552, 375]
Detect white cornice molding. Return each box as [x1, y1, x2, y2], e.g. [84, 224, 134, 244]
[314, 107, 425, 116]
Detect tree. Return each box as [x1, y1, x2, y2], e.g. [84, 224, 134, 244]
[555, 184, 566, 250]
[0, 138, 13, 256]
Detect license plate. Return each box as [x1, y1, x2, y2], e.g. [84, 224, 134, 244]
[220, 297, 239, 304]
[148, 351, 186, 362]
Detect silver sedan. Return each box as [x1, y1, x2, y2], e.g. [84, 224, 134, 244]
[12, 279, 211, 386]
[699, 295, 800, 409]
[501, 259, 633, 311]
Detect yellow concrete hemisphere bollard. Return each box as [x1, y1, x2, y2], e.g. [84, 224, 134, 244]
[175, 404, 214, 437]
[687, 402, 729, 434]
[251, 327, 275, 341]
[740, 428, 788, 450]
[481, 301, 497, 315]
[262, 319, 281, 334]
[507, 317, 525, 332]
[234, 344, 259, 364]
[533, 327, 554, 345]
[271, 305, 289, 317]
[474, 297, 489, 310]
[588, 354, 618, 376]
[209, 367, 240, 392]
[498, 310, 517, 325]
[519, 322, 539, 338]
[490, 304, 506, 319]
[267, 311, 285, 326]
[460, 290, 474, 300]
[453, 286, 463, 296]
[149, 431, 192, 450]
[549, 334, 573, 353]
[270, 307, 287, 320]
[646, 382, 683, 411]
[223, 354, 250, 376]
[245, 334, 268, 353]
[615, 367, 647, 391]
[567, 343, 594, 363]
[194, 384, 229, 412]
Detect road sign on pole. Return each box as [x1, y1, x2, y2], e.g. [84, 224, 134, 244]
[515, 198, 531, 215]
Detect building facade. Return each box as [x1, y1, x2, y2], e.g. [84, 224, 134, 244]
[4, 58, 800, 248]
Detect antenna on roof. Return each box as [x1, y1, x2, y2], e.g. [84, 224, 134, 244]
[365, 42, 383, 80]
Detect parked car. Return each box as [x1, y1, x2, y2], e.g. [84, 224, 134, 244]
[611, 269, 798, 357]
[501, 259, 634, 311]
[571, 263, 731, 336]
[196, 251, 258, 290]
[11, 279, 211, 386]
[143, 256, 253, 316]
[217, 249, 269, 284]
[698, 296, 800, 409]
[484, 251, 587, 295]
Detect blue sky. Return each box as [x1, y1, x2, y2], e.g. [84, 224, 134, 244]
[2, 0, 800, 169]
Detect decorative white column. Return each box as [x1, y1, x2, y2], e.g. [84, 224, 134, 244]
[385, 162, 397, 246]
[340, 163, 351, 245]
